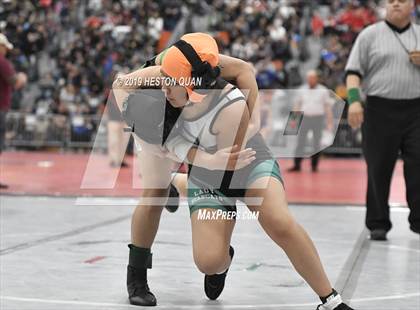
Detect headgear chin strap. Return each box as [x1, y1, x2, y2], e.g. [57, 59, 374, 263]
[173, 40, 221, 94]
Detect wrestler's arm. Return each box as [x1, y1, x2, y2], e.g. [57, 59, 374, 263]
[165, 135, 255, 170]
[167, 99, 252, 170]
[112, 60, 255, 169]
[111, 66, 162, 111]
[156, 52, 261, 140]
[112, 66, 161, 90]
[156, 54, 259, 162]
[218, 55, 260, 141]
[109, 65, 225, 166]
[212, 99, 251, 170]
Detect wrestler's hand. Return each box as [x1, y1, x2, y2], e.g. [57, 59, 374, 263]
[209, 145, 256, 171]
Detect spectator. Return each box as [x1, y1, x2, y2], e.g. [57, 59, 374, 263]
[0, 0, 394, 152]
[0, 33, 27, 188]
[288, 70, 334, 173]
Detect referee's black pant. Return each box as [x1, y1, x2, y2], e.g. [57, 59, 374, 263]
[363, 96, 420, 233]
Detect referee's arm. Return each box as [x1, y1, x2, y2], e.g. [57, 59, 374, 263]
[346, 74, 364, 129]
[345, 28, 370, 130]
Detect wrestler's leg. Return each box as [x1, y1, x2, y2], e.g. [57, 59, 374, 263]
[128, 138, 176, 306]
[245, 176, 352, 309]
[245, 177, 332, 297]
[188, 178, 236, 300]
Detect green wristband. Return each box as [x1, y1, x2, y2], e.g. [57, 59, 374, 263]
[347, 88, 361, 105]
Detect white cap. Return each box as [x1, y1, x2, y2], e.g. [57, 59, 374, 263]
[0, 33, 13, 50]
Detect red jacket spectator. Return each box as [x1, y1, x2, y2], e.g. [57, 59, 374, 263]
[338, 6, 375, 33]
[311, 13, 324, 36]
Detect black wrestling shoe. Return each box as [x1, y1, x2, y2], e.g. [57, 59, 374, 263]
[164, 183, 179, 213]
[370, 229, 387, 241]
[204, 246, 234, 300]
[317, 289, 354, 310]
[127, 265, 157, 306]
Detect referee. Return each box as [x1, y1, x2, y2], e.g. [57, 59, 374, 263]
[345, 0, 420, 240]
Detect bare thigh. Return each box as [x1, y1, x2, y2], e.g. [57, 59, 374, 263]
[244, 177, 295, 237]
[190, 210, 235, 274]
[135, 137, 175, 190]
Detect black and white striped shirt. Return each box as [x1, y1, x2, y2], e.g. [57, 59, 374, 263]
[345, 21, 420, 100]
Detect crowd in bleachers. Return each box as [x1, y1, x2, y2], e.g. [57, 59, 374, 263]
[207, 0, 418, 93]
[313, 1, 379, 93]
[1, 0, 419, 147]
[2, 0, 182, 107]
[206, 0, 380, 92]
[1, 0, 183, 144]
